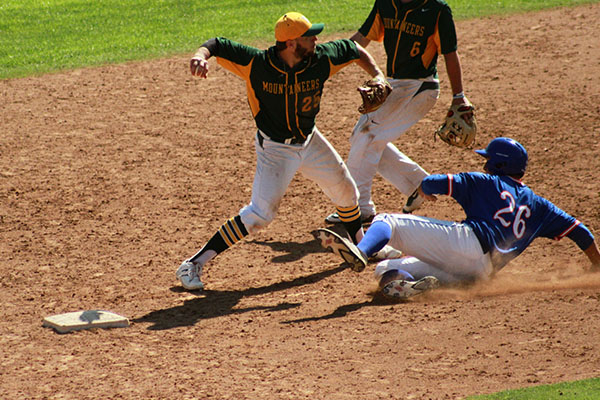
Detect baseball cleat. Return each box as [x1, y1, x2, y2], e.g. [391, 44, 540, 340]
[369, 245, 403, 261]
[402, 189, 424, 214]
[324, 212, 374, 225]
[381, 276, 439, 299]
[314, 228, 367, 272]
[176, 260, 204, 290]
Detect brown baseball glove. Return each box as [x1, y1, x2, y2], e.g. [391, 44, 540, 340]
[357, 77, 392, 114]
[435, 102, 477, 148]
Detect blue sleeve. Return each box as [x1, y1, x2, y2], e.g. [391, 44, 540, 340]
[421, 174, 452, 195]
[535, 198, 594, 250]
[567, 224, 595, 251]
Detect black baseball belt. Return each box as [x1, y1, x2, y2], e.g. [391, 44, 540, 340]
[414, 80, 440, 97]
[257, 130, 311, 147]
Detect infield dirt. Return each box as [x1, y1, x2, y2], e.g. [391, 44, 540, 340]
[1, 4, 599, 399]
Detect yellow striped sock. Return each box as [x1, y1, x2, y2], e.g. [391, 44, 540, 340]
[335, 205, 361, 223]
[218, 217, 247, 247]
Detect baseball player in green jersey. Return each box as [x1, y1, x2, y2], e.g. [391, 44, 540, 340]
[176, 12, 391, 290]
[325, 0, 474, 224]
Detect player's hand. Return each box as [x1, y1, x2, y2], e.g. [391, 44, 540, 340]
[451, 96, 469, 106]
[417, 185, 437, 202]
[190, 57, 209, 78]
[450, 97, 475, 126]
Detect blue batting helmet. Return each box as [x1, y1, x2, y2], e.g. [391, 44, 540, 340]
[475, 137, 528, 176]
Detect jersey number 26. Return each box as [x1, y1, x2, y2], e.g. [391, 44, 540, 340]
[493, 191, 531, 239]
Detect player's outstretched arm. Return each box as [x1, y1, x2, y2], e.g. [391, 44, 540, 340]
[354, 43, 385, 81]
[190, 45, 212, 78]
[583, 241, 600, 271]
[349, 31, 371, 48]
[443, 51, 468, 106]
[417, 183, 437, 202]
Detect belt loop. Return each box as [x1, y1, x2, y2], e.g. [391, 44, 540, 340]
[256, 131, 264, 148]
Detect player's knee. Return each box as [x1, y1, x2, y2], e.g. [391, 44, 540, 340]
[377, 268, 415, 289]
[329, 175, 359, 207]
[374, 260, 394, 279]
[240, 204, 276, 234]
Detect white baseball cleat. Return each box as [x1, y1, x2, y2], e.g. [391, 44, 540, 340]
[314, 228, 367, 272]
[381, 276, 440, 299]
[176, 260, 204, 290]
[370, 245, 403, 261]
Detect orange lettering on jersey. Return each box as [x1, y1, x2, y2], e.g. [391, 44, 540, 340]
[400, 21, 425, 37]
[261, 80, 320, 95]
[384, 18, 401, 30]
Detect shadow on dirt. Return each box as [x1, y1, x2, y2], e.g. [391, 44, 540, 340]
[247, 227, 350, 263]
[282, 292, 400, 324]
[133, 264, 348, 330]
[248, 238, 327, 263]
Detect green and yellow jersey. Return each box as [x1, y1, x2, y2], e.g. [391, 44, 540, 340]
[359, 0, 457, 79]
[209, 37, 359, 142]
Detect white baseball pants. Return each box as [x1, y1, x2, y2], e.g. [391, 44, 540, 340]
[240, 128, 359, 234]
[347, 78, 439, 216]
[372, 214, 494, 285]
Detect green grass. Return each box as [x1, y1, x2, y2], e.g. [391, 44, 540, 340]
[0, 0, 598, 79]
[466, 377, 600, 399]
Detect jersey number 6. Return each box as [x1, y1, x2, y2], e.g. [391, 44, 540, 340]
[410, 42, 421, 57]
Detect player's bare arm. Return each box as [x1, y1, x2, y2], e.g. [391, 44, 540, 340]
[584, 241, 600, 271]
[417, 183, 437, 202]
[443, 51, 468, 106]
[349, 31, 371, 48]
[354, 43, 385, 80]
[190, 46, 211, 78]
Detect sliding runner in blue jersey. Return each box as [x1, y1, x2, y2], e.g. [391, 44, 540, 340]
[316, 137, 600, 299]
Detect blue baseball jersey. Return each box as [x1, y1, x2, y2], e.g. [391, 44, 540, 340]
[421, 172, 594, 270]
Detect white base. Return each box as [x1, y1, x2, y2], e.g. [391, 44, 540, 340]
[43, 310, 129, 333]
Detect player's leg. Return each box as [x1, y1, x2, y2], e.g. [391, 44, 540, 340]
[378, 213, 493, 282]
[300, 129, 363, 244]
[374, 258, 443, 299]
[176, 134, 300, 290]
[176, 215, 249, 290]
[352, 218, 403, 261]
[374, 257, 460, 285]
[345, 80, 435, 217]
[239, 136, 300, 233]
[377, 144, 428, 194]
[314, 217, 400, 272]
[357, 222, 445, 300]
[344, 120, 387, 219]
[376, 87, 439, 213]
[356, 219, 392, 255]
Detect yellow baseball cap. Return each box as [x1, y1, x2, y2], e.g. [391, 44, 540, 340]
[275, 12, 324, 42]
